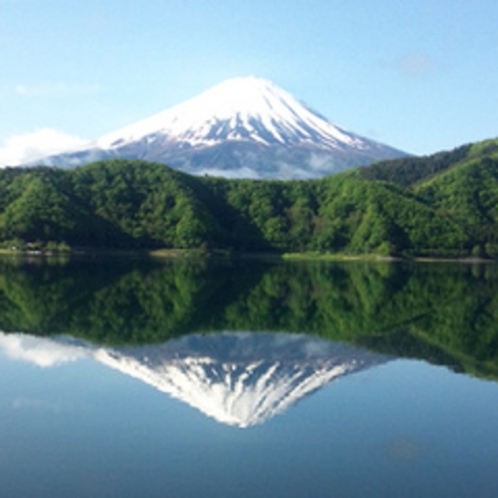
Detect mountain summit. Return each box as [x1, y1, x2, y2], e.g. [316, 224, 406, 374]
[33, 77, 406, 178]
[99, 77, 364, 149]
[0, 331, 390, 427]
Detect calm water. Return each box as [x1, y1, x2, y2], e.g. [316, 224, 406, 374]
[0, 257, 498, 497]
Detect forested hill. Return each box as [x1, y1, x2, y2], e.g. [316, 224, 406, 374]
[1, 137, 498, 258]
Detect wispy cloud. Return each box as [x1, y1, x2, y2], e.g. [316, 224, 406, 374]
[380, 51, 437, 79]
[14, 82, 100, 98]
[12, 397, 64, 413]
[385, 437, 428, 461]
[391, 51, 436, 79]
[11, 396, 90, 415]
[0, 128, 89, 167]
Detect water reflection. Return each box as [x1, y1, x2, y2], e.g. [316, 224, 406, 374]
[0, 331, 390, 426]
[2, 259, 498, 497]
[0, 257, 497, 380]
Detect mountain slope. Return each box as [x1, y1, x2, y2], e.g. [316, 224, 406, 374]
[32, 77, 406, 179]
[360, 137, 498, 187]
[0, 331, 390, 427]
[0, 158, 466, 256]
[96, 332, 390, 427]
[360, 137, 498, 256]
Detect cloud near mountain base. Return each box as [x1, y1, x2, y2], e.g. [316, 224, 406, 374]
[0, 333, 90, 368]
[0, 128, 89, 167]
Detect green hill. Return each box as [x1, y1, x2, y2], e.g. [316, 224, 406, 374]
[1, 138, 498, 258]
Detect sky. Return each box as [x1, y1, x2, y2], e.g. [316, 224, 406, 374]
[1, 0, 497, 165]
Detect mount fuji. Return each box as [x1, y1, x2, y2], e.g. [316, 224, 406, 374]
[32, 77, 406, 179]
[0, 331, 390, 427]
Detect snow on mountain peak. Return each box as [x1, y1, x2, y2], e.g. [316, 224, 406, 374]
[95, 331, 390, 427]
[27, 76, 406, 178]
[97, 76, 360, 150]
[0, 331, 390, 427]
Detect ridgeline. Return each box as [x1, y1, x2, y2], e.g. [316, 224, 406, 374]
[1, 137, 498, 258]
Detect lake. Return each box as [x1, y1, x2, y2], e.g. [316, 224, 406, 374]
[0, 256, 497, 497]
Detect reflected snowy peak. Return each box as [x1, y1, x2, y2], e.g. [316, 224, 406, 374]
[98, 332, 390, 427]
[0, 331, 390, 427]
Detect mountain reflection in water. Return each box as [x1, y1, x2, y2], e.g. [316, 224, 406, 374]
[0, 331, 390, 427]
[0, 257, 498, 385]
[2, 258, 498, 497]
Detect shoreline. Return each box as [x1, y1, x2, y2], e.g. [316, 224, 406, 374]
[0, 247, 495, 264]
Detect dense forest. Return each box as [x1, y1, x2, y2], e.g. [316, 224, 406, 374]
[1, 137, 498, 257]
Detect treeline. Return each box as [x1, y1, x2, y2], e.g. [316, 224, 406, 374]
[1, 137, 498, 257]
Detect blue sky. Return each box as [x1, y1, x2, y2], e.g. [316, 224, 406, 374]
[1, 0, 497, 164]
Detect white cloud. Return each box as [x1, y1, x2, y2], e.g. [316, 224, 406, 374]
[0, 128, 89, 167]
[15, 84, 43, 97]
[197, 166, 261, 179]
[14, 82, 100, 98]
[0, 332, 90, 368]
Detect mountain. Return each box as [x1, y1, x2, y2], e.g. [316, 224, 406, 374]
[95, 332, 390, 427]
[0, 331, 390, 427]
[31, 77, 406, 179]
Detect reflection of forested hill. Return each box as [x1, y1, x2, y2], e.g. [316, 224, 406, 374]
[0, 257, 498, 379]
[0, 258, 262, 343]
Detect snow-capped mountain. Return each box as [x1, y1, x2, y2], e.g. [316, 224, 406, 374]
[0, 331, 390, 427]
[32, 77, 406, 179]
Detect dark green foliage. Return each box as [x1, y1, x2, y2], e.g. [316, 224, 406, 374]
[67, 160, 223, 248]
[359, 143, 473, 186]
[310, 172, 466, 256]
[1, 136, 498, 257]
[414, 155, 498, 257]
